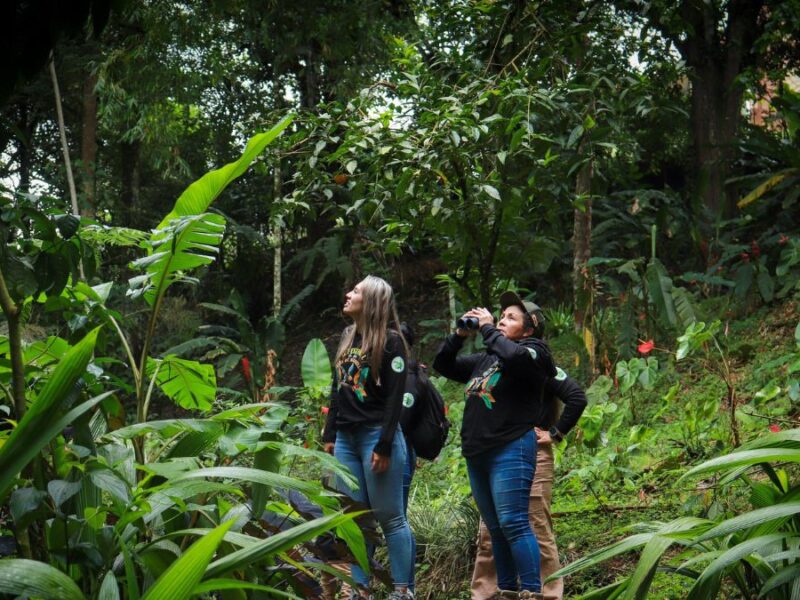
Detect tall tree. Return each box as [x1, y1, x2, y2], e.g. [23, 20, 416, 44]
[628, 0, 800, 218]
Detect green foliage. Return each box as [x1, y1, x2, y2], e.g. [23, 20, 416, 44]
[301, 338, 333, 394]
[554, 429, 800, 599]
[0, 328, 102, 499]
[141, 520, 234, 600]
[0, 558, 87, 600]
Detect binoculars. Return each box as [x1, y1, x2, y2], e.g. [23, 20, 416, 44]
[456, 316, 480, 330]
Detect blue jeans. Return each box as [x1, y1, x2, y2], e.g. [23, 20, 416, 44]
[466, 431, 541, 592]
[402, 440, 417, 592]
[334, 426, 415, 589]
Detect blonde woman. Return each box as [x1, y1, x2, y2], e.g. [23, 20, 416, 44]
[323, 275, 415, 600]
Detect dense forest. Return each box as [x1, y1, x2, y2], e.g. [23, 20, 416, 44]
[1, 1, 800, 598]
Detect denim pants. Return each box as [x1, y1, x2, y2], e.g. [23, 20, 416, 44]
[471, 443, 561, 599]
[402, 440, 417, 592]
[466, 430, 541, 592]
[334, 426, 415, 589]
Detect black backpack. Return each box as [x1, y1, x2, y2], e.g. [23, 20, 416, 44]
[406, 364, 451, 460]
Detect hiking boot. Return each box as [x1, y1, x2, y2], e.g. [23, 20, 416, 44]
[518, 592, 543, 600]
[347, 590, 373, 600]
[490, 591, 519, 599]
[387, 590, 414, 600]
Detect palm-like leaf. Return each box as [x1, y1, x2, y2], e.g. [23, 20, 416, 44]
[157, 115, 293, 229]
[0, 559, 86, 600]
[0, 328, 103, 499]
[205, 511, 361, 577]
[128, 213, 226, 306]
[141, 520, 234, 600]
[686, 533, 792, 599]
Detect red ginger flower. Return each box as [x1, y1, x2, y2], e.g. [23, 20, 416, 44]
[321, 406, 329, 414]
[769, 424, 781, 433]
[751, 240, 761, 258]
[241, 356, 252, 384]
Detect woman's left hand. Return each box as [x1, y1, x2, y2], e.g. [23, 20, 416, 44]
[465, 307, 494, 328]
[535, 427, 553, 446]
[371, 452, 390, 473]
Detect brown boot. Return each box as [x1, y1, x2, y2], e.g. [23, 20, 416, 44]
[518, 592, 543, 600]
[490, 591, 519, 599]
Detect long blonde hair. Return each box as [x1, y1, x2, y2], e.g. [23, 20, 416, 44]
[335, 275, 407, 380]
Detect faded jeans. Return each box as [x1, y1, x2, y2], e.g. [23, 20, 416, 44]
[334, 426, 415, 589]
[466, 430, 541, 592]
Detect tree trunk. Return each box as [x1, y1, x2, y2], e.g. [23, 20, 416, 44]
[572, 155, 593, 336]
[49, 59, 80, 219]
[120, 141, 141, 226]
[272, 156, 282, 320]
[678, 0, 766, 218]
[80, 71, 98, 217]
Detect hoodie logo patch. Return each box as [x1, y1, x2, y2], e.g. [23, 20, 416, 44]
[527, 347, 538, 360]
[555, 367, 567, 381]
[466, 362, 502, 410]
[391, 357, 405, 373]
[402, 392, 415, 408]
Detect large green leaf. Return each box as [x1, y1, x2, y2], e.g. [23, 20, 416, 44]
[193, 579, 301, 598]
[693, 503, 800, 543]
[108, 418, 225, 440]
[205, 511, 361, 577]
[760, 562, 800, 597]
[301, 338, 332, 392]
[173, 466, 325, 498]
[671, 286, 697, 328]
[145, 356, 216, 411]
[686, 533, 792, 600]
[251, 433, 282, 515]
[0, 559, 86, 599]
[623, 518, 708, 600]
[645, 258, 677, 327]
[98, 571, 121, 600]
[128, 212, 226, 306]
[551, 533, 653, 579]
[681, 449, 800, 480]
[0, 327, 106, 499]
[142, 520, 234, 600]
[157, 116, 293, 229]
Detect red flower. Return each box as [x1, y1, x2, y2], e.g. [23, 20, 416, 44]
[750, 240, 761, 258]
[740, 252, 750, 263]
[637, 339, 655, 355]
[241, 356, 252, 384]
[779, 234, 789, 246]
[769, 424, 781, 433]
[321, 406, 329, 414]
[305, 415, 312, 422]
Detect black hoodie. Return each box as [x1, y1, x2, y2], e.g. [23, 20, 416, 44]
[322, 331, 407, 457]
[433, 324, 556, 457]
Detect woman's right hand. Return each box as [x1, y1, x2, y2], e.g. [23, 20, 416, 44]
[324, 442, 335, 455]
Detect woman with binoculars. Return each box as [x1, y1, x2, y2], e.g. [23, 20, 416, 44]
[433, 291, 557, 600]
[323, 275, 416, 600]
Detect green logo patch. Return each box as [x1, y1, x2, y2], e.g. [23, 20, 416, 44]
[555, 367, 567, 381]
[402, 393, 415, 408]
[527, 347, 538, 360]
[391, 356, 405, 373]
